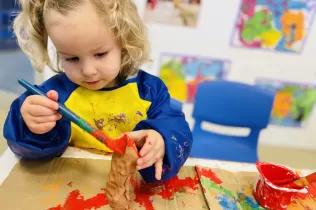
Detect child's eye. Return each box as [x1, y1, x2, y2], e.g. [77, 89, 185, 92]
[95, 52, 108, 58]
[65, 57, 79, 62]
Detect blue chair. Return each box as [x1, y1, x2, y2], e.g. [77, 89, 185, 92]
[0, 6, 19, 50]
[170, 98, 183, 111]
[189, 80, 274, 163]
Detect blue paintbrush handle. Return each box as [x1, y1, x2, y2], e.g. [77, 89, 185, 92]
[18, 79, 94, 132]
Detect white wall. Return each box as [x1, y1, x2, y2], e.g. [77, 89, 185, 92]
[44, 0, 316, 150]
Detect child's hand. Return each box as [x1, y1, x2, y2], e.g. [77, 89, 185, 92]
[21, 90, 62, 134]
[127, 129, 165, 180]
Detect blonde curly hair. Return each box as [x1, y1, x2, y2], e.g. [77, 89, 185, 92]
[13, 0, 150, 78]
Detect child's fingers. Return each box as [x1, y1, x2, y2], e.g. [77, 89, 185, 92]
[127, 130, 146, 141]
[28, 121, 56, 134]
[127, 130, 147, 147]
[28, 95, 59, 110]
[137, 147, 165, 170]
[32, 113, 62, 123]
[139, 137, 155, 157]
[137, 151, 155, 169]
[29, 105, 58, 117]
[47, 90, 59, 101]
[154, 159, 163, 180]
[137, 160, 155, 170]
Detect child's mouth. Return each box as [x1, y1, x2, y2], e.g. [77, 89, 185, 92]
[86, 80, 100, 85]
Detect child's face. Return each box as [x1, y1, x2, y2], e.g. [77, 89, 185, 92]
[45, 1, 121, 90]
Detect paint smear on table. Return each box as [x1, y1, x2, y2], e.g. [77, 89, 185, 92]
[130, 175, 200, 210]
[196, 165, 266, 210]
[47, 189, 109, 210]
[48, 174, 201, 210]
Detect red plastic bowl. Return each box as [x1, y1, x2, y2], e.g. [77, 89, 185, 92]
[253, 162, 308, 210]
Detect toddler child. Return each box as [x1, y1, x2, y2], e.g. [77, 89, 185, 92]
[3, 0, 193, 183]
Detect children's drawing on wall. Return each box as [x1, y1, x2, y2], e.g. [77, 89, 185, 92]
[256, 79, 316, 127]
[159, 53, 230, 103]
[231, 0, 316, 53]
[144, 0, 202, 27]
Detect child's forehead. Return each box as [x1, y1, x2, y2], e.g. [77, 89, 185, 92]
[44, 1, 104, 27]
[46, 20, 114, 55]
[49, 28, 114, 55]
[45, 2, 115, 54]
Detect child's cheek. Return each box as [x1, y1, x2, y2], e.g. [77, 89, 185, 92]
[63, 65, 81, 83]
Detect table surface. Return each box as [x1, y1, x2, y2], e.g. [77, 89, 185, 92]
[0, 146, 314, 186]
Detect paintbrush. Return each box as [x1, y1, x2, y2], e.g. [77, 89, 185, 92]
[280, 172, 316, 189]
[18, 79, 127, 155]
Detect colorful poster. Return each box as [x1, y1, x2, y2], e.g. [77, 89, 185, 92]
[231, 0, 316, 53]
[256, 79, 316, 127]
[144, 0, 202, 27]
[158, 53, 231, 103]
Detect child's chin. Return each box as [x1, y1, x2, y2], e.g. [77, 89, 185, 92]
[82, 83, 105, 90]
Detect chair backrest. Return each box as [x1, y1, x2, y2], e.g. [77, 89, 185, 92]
[170, 98, 183, 111]
[193, 81, 274, 129]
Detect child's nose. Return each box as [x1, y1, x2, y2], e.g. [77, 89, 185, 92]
[81, 61, 97, 77]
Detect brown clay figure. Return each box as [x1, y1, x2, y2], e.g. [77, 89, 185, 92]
[105, 134, 139, 210]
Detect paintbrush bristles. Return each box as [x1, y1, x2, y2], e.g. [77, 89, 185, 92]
[282, 172, 316, 189]
[306, 172, 316, 183]
[293, 177, 310, 187]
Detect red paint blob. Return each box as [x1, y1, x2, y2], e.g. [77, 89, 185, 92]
[308, 184, 316, 198]
[297, 183, 316, 200]
[90, 129, 127, 155]
[253, 162, 307, 210]
[130, 175, 199, 210]
[196, 166, 222, 184]
[126, 137, 140, 158]
[67, 182, 73, 187]
[47, 190, 109, 210]
[48, 172, 200, 210]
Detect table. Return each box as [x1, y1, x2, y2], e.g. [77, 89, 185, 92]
[0, 146, 314, 186]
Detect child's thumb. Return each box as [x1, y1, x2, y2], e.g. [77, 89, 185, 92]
[47, 90, 59, 101]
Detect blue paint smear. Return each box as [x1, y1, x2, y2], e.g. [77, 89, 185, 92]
[215, 194, 239, 210]
[244, 194, 262, 208]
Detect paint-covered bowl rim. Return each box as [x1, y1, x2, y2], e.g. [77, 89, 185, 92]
[256, 162, 308, 193]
